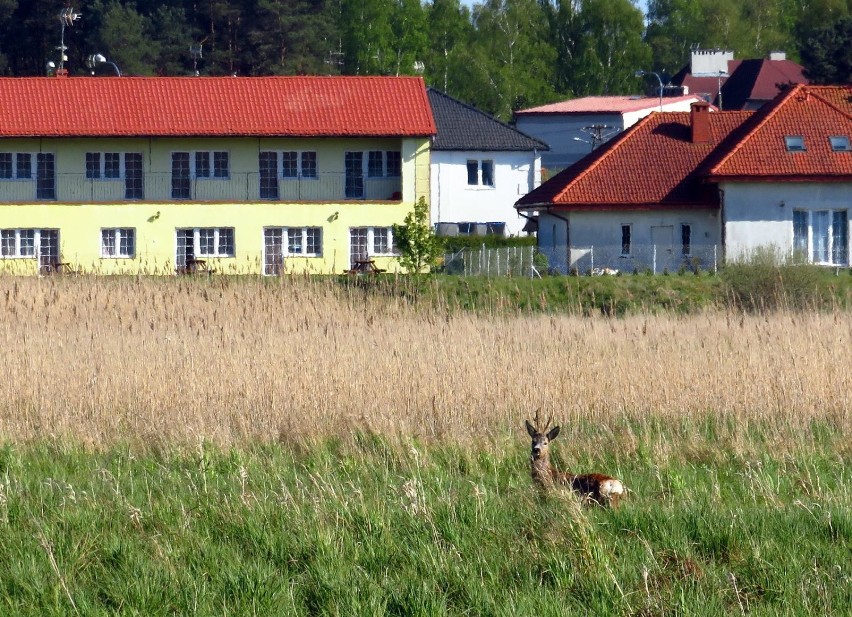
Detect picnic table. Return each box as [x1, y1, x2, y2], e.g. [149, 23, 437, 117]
[346, 259, 386, 275]
[176, 258, 216, 275]
[40, 261, 75, 275]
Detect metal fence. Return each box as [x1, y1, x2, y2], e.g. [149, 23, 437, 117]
[442, 243, 721, 278]
[442, 245, 539, 277]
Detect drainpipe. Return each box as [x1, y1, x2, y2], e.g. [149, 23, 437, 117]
[717, 187, 726, 267]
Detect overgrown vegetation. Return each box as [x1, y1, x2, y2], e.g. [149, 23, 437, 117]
[0, 275, 849, 614]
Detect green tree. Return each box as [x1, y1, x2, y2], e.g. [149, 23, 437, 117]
[393, 197, 444, 273]
[425, 0, 473, 93]
[799, 16, 852, 83]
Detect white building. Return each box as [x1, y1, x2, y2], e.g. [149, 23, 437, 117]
[428, 89, 548, 237]
[513, 94, 706, 172]
[516, 86, 852, 274]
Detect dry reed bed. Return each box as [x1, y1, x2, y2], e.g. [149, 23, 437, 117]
[0, 276, 849, 454]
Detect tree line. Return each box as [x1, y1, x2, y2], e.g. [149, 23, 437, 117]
[0, 0, 848, 119]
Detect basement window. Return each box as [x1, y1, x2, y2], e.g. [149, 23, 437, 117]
[785, 135, 806, 152]
[829, 136, 851, 152]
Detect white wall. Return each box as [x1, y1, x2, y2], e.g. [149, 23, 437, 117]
[538, 208, 721, 273]
[723, 182, 852, 263]
[430, 150, 541, 236]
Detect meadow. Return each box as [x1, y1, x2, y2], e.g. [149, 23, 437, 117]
[0, 275, 849, 615]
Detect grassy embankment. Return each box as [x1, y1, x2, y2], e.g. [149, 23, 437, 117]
[0, 275, 849, 615]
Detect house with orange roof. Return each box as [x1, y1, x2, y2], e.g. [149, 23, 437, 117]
[513, 94, 707, 172]
[516, 85, 852, 274]
[0, 75, 435, 275]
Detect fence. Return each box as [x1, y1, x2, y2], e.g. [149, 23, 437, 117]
[442, 243, 721, 278]
[542, 244, 720, 275]
[442, 245, 539, 277]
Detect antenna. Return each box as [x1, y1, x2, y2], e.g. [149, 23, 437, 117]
[189, 43, 203, 76]
[57, 6, 82, 72]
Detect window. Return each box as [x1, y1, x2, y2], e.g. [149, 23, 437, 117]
[101, 228, 135, 258]
[86, 152, 125, 179]
[785, 135, 806, 152]
[36, 153, 55, 200]
[0, 152, 33, 180]
[0, 228, 57, 258]
[193, 151, 229, 179]
[466, 159, 495, 186]
[386, 151, 401, 178]
[466, 160, 478, 185]
[681, 224, 692, 256]
[621, 225, 632, 257]
[280, 151, 318, 179]
[259, 151, 279, 199]
[171, 152, 191, 199]
[368, 151, 401, 178]
[263, 227, 324, 275]
[793, 209, 848, 265]
[829, 136, 851, 152]
[350, 227, 394, 259]
[345, 152, 364, 199]
[287, 227, 322, 256]
[125, 153, 144, 199]
[368, 151, 384, 178]
[176, 228, 235, 260]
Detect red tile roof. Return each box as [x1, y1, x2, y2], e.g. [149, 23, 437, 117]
[517, 109, 751, 208]
[0, 76, 436, 138]
[514, 94, 702, 115]
[517, 84, 852, 211]
[706, 85, 852, 180]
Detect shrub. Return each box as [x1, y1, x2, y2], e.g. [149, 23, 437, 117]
[721, 248, 827, 311]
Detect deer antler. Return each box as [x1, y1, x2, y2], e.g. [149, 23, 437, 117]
[533, 407, 542, 431]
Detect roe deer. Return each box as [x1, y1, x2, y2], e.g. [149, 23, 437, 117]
[525, 415, 624, 507]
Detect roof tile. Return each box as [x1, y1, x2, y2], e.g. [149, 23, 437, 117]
[0, 76, 436, 137]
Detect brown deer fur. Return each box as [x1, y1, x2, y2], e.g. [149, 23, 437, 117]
[525, 418, 624, 507]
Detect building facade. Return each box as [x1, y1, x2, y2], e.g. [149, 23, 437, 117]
[0, 76, 435, 275]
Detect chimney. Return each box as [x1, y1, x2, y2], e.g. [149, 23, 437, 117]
[55, 69, 69, 78]
[768, 51, 786, 61]
[691, 101, 711, 144]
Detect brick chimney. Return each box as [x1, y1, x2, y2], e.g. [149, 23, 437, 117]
[691, 101, 711, 144]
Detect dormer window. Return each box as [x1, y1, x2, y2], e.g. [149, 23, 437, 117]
[829, 136, 851, 152]
[785, 135, 806, 152]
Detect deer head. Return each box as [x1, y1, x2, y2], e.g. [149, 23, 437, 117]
[525, 413, 561, 461]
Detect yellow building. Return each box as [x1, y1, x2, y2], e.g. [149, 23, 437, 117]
[0, 76, 435, 275]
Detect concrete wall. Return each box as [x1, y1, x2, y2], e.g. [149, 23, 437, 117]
[430, 150, 540, 236]
[723, 182, 852, 264]
[538, 207, 721, 273]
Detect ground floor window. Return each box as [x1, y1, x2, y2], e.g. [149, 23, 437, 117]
[349, 227, 395, 265]
[621, 224, 632, 257]
[101, 228, 135, 258]
[176, 228, 234, 267]
[793, 209, 848, 265]
[263, 227, 323, 275]
[1, 228, 58, 262]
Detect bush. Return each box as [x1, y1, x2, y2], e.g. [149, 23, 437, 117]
[721, 248, 827, 311]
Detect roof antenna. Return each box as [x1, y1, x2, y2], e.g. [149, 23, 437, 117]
[57, 6, 82, 74]
[190, 42, 203, 76]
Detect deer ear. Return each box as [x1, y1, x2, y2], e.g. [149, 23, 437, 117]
[547, 426, 560, 441]
[525, 420, 536, 437]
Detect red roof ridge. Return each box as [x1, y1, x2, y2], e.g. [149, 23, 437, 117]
[706, 84, 805, 175]
[806, 86, 852, 120]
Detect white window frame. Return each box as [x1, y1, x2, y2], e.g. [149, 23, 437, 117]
[0, 152, 34, 180]
[792, 209, 848, 266]
[0, 228, 51, 258]
[264, 226, 322, 257]
[177, 227, 235, 258]
[281, 151, 318, 180]
[465, 159, 495, 188]
[351, 227, 396, 256]
[620, 224, 632, 257]
[86, 152, 125, 180]
[101, 228, 136, 258]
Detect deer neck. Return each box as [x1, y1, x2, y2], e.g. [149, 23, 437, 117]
[531, 453, 557, 488]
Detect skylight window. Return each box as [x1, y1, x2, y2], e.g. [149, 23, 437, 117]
[829, 136, 851, 152]
[785, 136, 806, 152]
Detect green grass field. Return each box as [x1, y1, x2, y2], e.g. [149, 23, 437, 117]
[1, 424, 848, 616]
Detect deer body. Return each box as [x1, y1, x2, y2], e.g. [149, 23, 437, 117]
[526, 419, 624, 507]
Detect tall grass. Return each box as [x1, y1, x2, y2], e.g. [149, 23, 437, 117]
[0, 276, 849, 615]
[0, 275, 849, 454]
